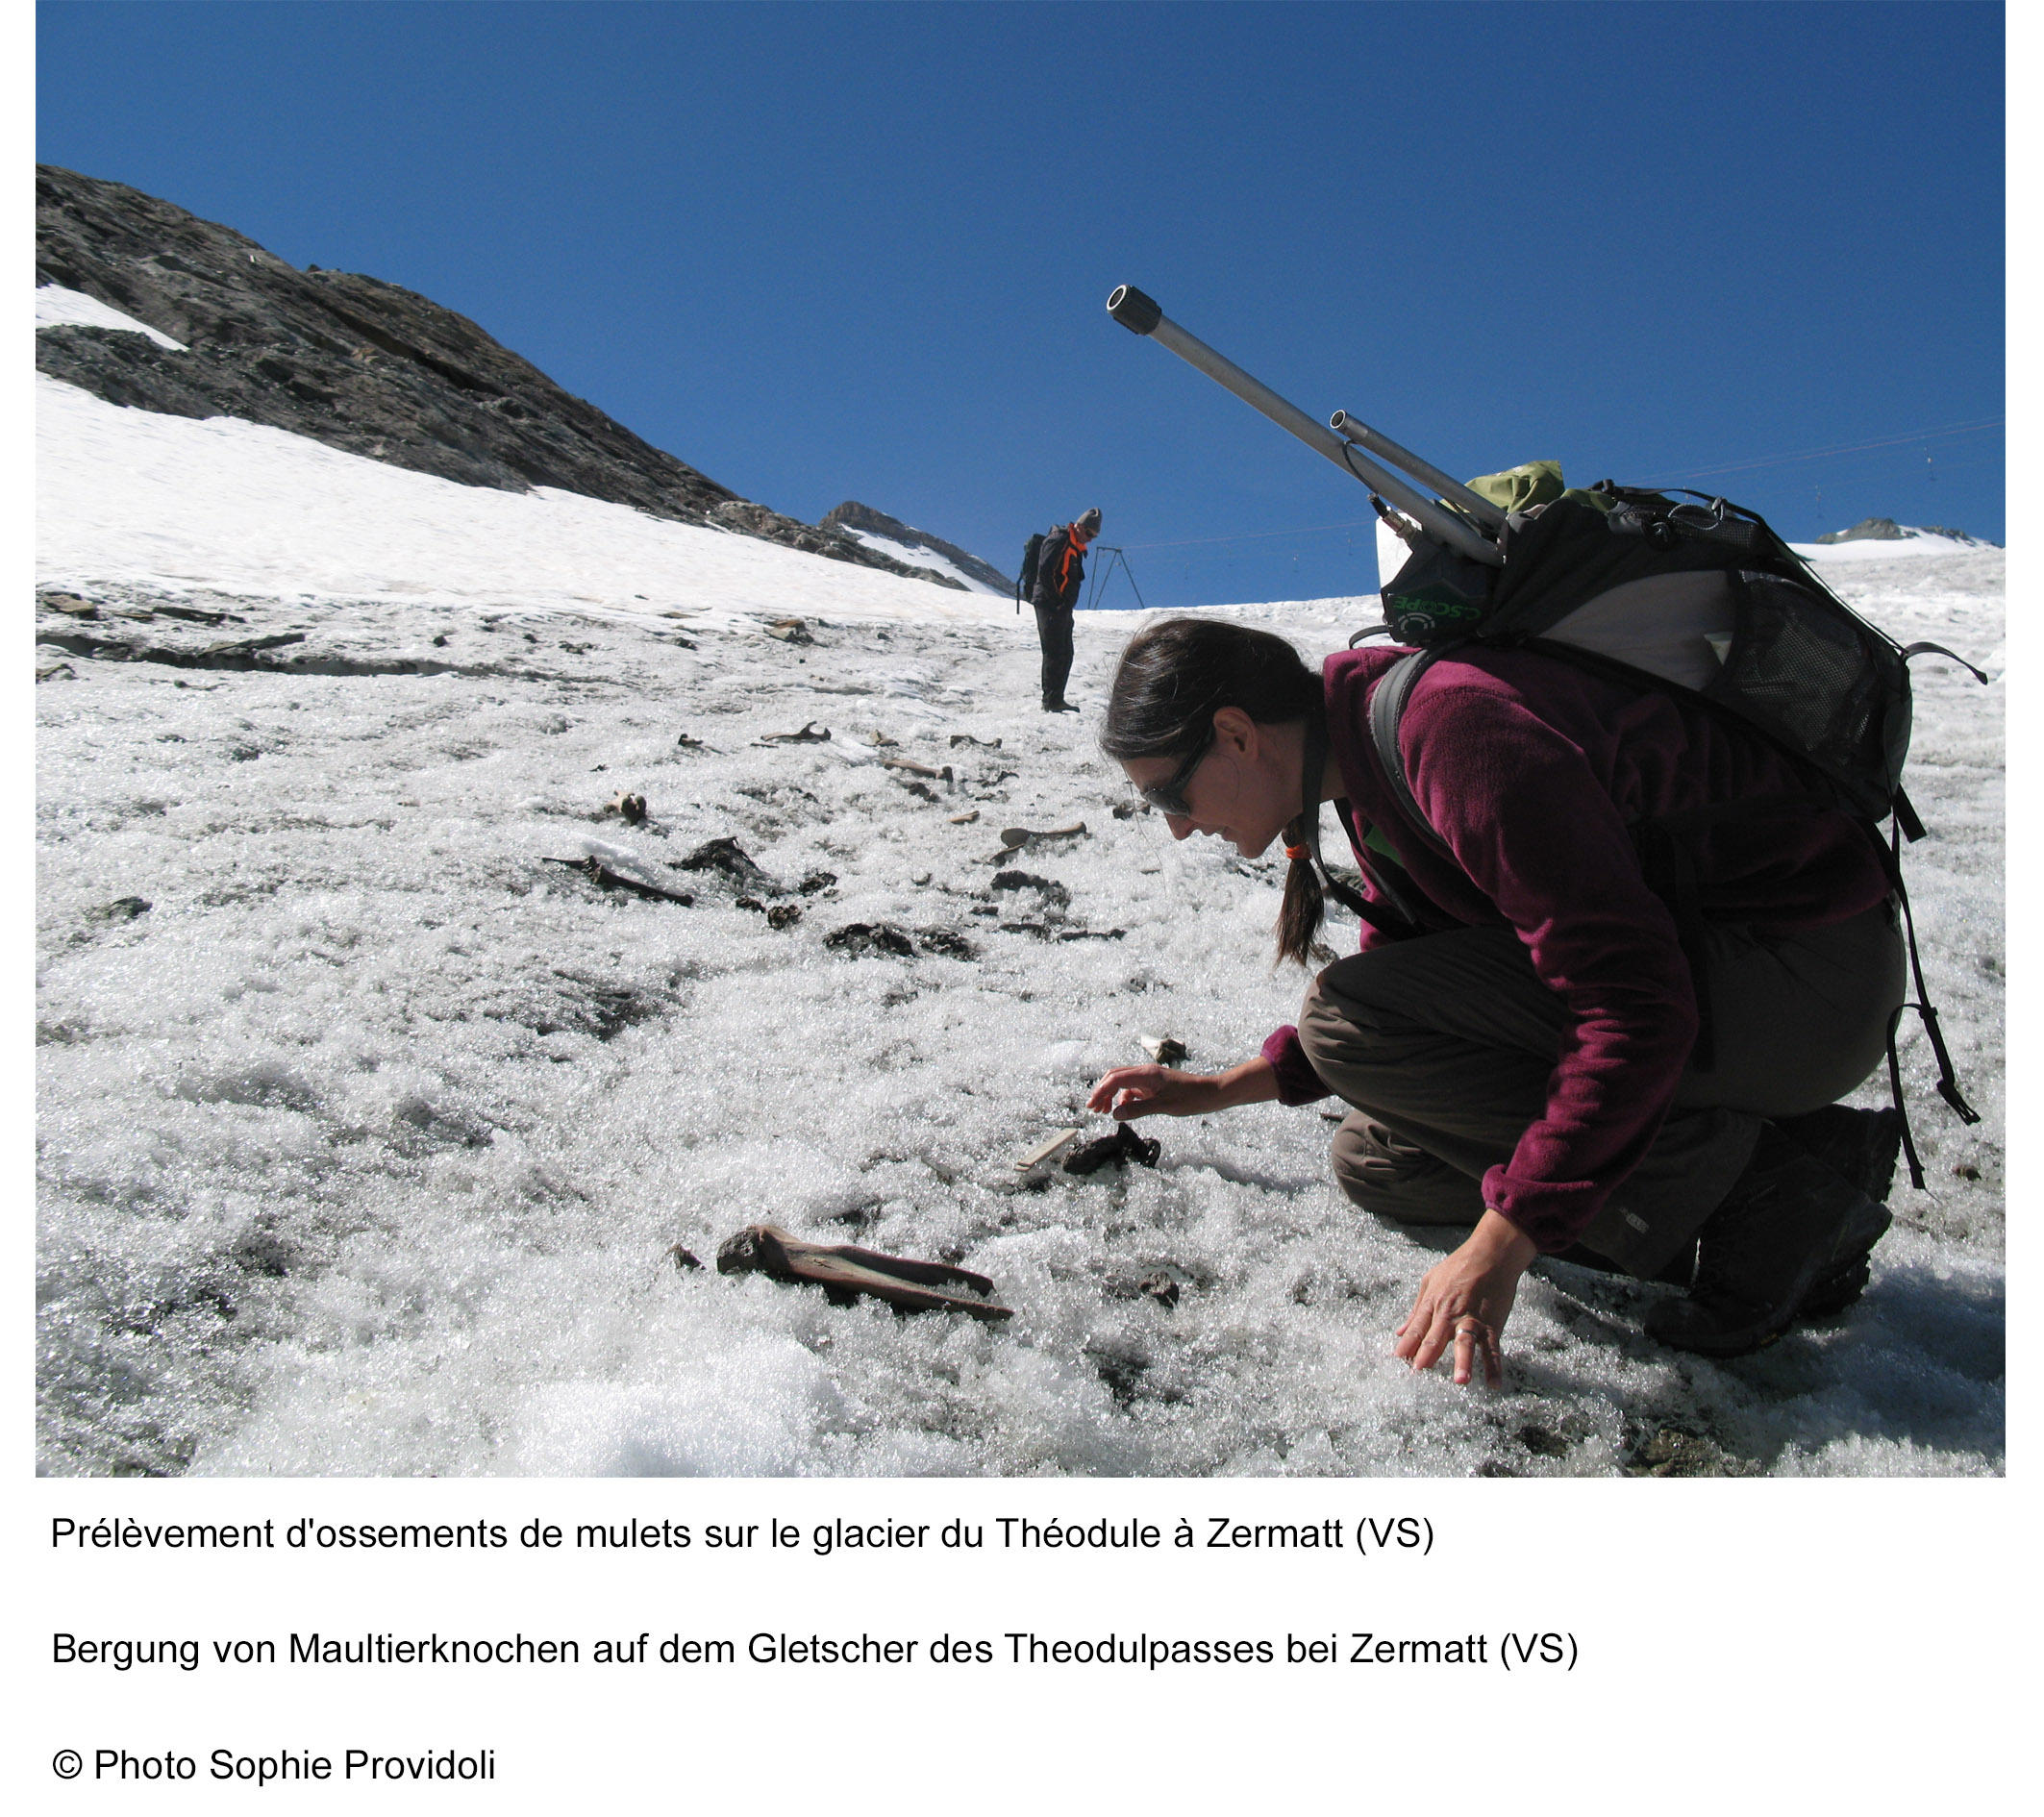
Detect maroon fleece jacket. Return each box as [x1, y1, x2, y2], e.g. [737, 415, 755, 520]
[1260, 645, 1890, 1251]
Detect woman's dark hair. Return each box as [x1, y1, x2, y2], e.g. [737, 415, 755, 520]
[1102, 617, 1332, 967]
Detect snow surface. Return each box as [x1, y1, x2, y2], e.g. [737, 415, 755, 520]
[36, 376, 2006, 1478]
[37, 282, 188, 351]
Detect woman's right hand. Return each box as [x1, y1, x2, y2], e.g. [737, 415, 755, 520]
[1086, 1056, 1280, 1121]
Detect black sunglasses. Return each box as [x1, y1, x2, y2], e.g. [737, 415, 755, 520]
[1135, 726, 1216, 816]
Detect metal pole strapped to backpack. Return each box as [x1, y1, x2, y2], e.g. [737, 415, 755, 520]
[1106, 285, 1504, 570]
[1105, 284, 1993, 1166]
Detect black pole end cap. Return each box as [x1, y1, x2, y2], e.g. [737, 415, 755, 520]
[1106, 285, 1162, 336]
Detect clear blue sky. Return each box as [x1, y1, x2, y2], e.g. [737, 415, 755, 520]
[37, 1, 2005, 609]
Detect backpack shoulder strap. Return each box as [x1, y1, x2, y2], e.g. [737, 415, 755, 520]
[1367, 648, 1456, 861]
[1299, 709, 1427, 940]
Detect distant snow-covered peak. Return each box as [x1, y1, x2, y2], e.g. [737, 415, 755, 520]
[1792, 526, 1995, 561]
[36, 282, 187, 351]
[1796, 516, 1998, 560]
[837, 527, 1008, 597]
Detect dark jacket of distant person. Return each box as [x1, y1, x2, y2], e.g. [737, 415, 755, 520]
[1032, 516, 1096, 612]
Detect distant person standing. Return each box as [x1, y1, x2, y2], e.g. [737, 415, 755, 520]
[1030, 507, 1101, 712]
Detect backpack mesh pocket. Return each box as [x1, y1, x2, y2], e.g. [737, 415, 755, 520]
[1710, 572, 1905, 814]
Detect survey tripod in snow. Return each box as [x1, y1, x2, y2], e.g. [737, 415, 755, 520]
[1104, 283, 1988, 1186]
[1083, 545, 1147, 611]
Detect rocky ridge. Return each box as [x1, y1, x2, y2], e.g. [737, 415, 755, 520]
[35, 164, 959, 588]
[820, 501, 1014, 593]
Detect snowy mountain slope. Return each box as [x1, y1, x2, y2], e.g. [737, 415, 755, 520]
[36, 386, 2005, 1479]
[37, 375, 1010, 631]
[36, 165, 950, 587]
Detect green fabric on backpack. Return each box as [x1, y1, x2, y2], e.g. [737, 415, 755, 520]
[1459, 462, 1616, 520]
[1465, 460, 1566, 513]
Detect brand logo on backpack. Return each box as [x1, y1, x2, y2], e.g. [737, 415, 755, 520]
[1379, 539, 1498, 647]
[1383, 587, 1487, 642]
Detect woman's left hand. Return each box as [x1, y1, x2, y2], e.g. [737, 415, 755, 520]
[1393, 1209, 1539, 1388]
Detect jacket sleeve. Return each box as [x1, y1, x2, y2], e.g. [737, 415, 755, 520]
[1261, 1025, 1331, 1104]
[1398, 681, 1700, 1253]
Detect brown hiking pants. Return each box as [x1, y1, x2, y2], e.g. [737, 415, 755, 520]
[1297, 900, 1905, 1277]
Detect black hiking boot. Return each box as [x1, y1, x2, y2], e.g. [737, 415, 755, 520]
[1795, 1195, 1894, 1319]
[1643, 1126, 1878, 1358]
[1775, 1105, 1903, 1316]
[1776, 1105, 1903, 1205]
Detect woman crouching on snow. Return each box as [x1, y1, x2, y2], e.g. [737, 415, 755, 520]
[1087, 617, 1905, 1384]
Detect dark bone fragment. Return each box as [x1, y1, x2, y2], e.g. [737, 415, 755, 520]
[998, 923, 1125, 942]
[676, 836, 780, 892]
[543, 856, 694, 904]
[735, 897, 804, 929]
[1063, 1123, 1162, 1176]
[825, 921, 917, 958]
[822, 922, 977, 960]
[715, 1224, 1011, 1321]
[991, 869, 1071, 911]
[999, 822, 1086, 852]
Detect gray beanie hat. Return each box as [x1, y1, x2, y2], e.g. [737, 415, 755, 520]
[1074, 508, 1103, 536]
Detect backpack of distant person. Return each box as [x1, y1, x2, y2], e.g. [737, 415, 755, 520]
[1016, 527, 1055, 613]
[1359, 468, 1990, 1180]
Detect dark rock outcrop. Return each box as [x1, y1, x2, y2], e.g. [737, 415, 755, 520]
[820, 500, 1011, 592]
[1816, 517, 1910, 543]
[35, 164, 956, 586]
